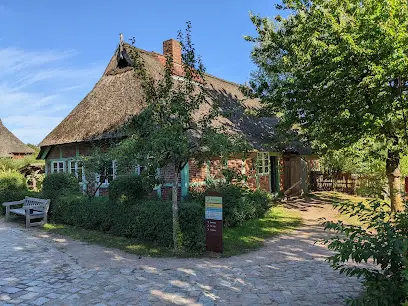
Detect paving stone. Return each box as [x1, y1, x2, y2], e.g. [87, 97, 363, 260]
[32, 297, 49, 305]
[2, 287, 22, 294]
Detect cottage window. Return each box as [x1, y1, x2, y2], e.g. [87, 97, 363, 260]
[69, 161, 85, 183]
[135, 165, 145, 175]
[97, 161, 117, 185]
[257, 152, 270, 175]
[51, 161, 65, 173]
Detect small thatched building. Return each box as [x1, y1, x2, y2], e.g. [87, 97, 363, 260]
[38, 37, 318, 197]
[0, 119, 35, 159]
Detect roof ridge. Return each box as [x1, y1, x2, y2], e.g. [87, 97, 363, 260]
[122, 43, 245, 88]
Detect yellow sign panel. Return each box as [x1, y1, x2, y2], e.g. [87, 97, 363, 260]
[206, 203, 222, 208]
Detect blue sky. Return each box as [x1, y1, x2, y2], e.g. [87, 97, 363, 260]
[0, 0, 278, 145]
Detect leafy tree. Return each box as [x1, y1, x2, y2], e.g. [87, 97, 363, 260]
[246, 0, 408, 211]
[81, 145, 115, 198]
[115, 22, 246, 249]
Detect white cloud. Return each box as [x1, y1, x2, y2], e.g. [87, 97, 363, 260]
[0, 46, 104, 145]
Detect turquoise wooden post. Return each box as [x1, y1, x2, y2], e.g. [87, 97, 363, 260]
[181, 163, 189, 199]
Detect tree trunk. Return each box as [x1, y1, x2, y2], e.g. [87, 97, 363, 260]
[386, 149, 404, 212]
[172, 167, 180, 250]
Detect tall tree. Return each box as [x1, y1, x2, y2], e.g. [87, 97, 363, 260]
[116, 22, 245, 249]
[246, 0, 408, 211]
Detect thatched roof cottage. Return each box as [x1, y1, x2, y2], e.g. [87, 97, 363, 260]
[38, 37, 318, 197]
[0, 119, 35, 159]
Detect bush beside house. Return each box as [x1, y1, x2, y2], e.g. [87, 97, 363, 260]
[0, 171, 39, 214]
[38, 173, 273, 254]
[51, 195, 205, 253]
[189, 183, 274, 227]
[1, 171, 275, 255]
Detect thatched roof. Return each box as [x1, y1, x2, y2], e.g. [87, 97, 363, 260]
[39, 42, 311, 154]
[0, 119, 35, 157]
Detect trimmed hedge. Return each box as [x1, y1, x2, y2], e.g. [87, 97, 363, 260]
[52, 195, 205, 253]
[108, 174, 156, 204]
[42, 173, 82, 218]
[42, 173, 81, 203]
[189, 184, 273, 227]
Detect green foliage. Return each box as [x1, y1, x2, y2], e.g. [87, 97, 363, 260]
[0, 171, 26, 193]
[189, 183, 273, 227]
[321, 142, 388, 197]
[401, 156, 408, 177]
[42, 173, 81, 218]
[52, 195, 205, 253]
[247, 0, 408, 152]
[108, 174, 157, 204]
[81, 146, 115, 197]
[0, 171, 38, 214]
[0, 155, 44, 172]
[247, 0, 408, 210]
[323, 199, 408, 305]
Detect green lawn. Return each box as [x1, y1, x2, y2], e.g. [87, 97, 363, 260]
[223, 206, 301, 256]
[313, 191, 369, 226]
[42, 205, 301, 258]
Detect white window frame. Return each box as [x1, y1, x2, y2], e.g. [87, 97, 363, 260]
[257, 152, 270, 175]
[97, 160, 117, 186]
[51, 161, 65, 173]
[68, 160, 85, 184]
[135, 164, 145, 175]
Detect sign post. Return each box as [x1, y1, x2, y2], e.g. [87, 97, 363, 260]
[205, 192, 223, 253]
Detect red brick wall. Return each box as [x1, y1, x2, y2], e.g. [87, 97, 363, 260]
[12, 153, 30, 159]
[259, 175, 270, 192]
[188, 153, 273, 193]
[189, 160, 206, 183]
[60, 143, 77, 158]
[209, 159, 223, 179]
[160, 186, 182, 201]
[159, 164, 181, 184]
[47, 146, 60, 159]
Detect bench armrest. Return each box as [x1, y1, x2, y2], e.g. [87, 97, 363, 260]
[2, 200, 24, 207]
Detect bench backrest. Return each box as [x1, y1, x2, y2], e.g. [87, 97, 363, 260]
[23, 197, 51, 213]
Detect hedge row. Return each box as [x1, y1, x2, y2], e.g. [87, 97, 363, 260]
[189, 183, 273, 227]
[1, 172, 274, 254]
[52, 195, 205, 253]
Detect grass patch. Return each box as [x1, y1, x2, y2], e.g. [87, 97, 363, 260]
[313, 191, 369, 226]
[223, 206, 302, 257]
[42, 223, 175, 257]
[42, 205, 301, 258]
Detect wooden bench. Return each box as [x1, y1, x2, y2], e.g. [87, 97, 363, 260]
[2, 197, 50, 228]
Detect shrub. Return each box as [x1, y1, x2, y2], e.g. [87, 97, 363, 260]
[0, 171, 27, 193]
[323, 199, 408, 305]
[179, 201, 205, 253]
[189, 183, 273, 227]
[42, 173, 81, 203]
[0, 171, 28, 214]
[52, 195, 205, 253]
[109, 174, 156, 204]
[42, 173, 82, 220]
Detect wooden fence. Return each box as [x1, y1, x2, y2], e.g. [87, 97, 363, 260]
[310, 172, 358, 194]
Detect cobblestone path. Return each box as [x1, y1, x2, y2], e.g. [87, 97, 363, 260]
[0, 194, 362, 305]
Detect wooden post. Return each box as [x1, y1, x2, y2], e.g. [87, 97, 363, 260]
[25, 211, 30, 228]
[5, 206, 9, 222]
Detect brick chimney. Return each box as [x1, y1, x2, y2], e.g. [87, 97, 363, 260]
[163, 39, 182, 65]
